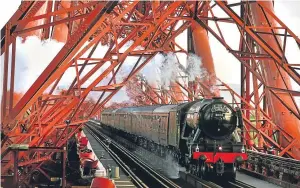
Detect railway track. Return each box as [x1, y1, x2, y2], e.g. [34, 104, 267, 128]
[228, 180, 256, 188]
[87, 121, 257, 188]
[85, 123, 146, 188]
[180, 172, 256, 188]
[86, 122, 181, 188]
[179, 171, 223, 188]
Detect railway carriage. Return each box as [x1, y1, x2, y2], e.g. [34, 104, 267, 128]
[100, 97, 247, 180]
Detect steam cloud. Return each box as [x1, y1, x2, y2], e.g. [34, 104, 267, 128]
[186, 53, 207, 81]
[140, 52, 211, 90]
[128, 138, 185, 179]
[1, 36, 216, 106]
[140, 52, 181, 89]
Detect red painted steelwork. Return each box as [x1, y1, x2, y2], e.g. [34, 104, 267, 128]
[19, 3, 47, 40]
[192, 1, 300, 159]
[1, 2, 193, 185]
[191, 20, 219, 97]
[1, 1, 300, 186]
[0, 1, 45, 54]
[249, 1, 300, 159]
[79, 137, 89, 149]
[51, 1, 70, 42]
[90, 178, 115, 188]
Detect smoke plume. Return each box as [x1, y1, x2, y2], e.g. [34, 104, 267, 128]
[186, 53, 207, 81]
[141, 53, 181, 89]
[140, 52, 213, 91]
[1, 35, 217, 106]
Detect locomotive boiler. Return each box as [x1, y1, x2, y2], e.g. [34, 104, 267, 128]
[99, 97, 247, 180]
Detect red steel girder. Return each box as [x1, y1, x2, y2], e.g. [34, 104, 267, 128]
[2, 2, 300, 185]
[5, 2, 111, 124]
[1, 1, 191, 178]
[127, 1, 300, 159]
[1, 0, 117, 175]
[1, 1, 45, 55]
[193, 1, 300, 159]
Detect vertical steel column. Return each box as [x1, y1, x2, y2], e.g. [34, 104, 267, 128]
[250, 2, 300, 157]
[240, 4, 252, 143]
[190, 17, 219, 96]
[42, 1, 53, 40]
[241, 58, 251, 142]
[20, 3, 47, 39]
[62, 149, 66, 188]
[187, 27, 196, 100]
[1, 23, 10, 122]
[13, 150, 19, 188]
[9, 37, 16, 113]
[52, 1, 70, 42]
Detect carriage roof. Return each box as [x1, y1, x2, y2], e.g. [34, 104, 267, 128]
[115, 105, 161, 113]
[153, 104, 178, 113]
[101, 108, 119, 114]
[102, 103, 185, 114]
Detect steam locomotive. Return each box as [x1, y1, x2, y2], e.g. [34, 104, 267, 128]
[99, 97, 248, 180]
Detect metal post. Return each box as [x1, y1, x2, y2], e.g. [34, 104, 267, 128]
[63, 120, 70, 188]
[13, 150, 19, 188]
[65, 120, 70, 162]
[9, 37, 16, 113]
[62, 150, 66, 188]
[1, 23, 10, 122]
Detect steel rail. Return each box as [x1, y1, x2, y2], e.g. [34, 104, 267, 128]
[228, 180, 256, 188]
[85, 125, 147, 188]
[240, 168, 300, 188]
[86, 122, 181, 188]
[87, 120, 236, 188]
[179, 171, 223, 188]
[88, 120, 257, 188]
